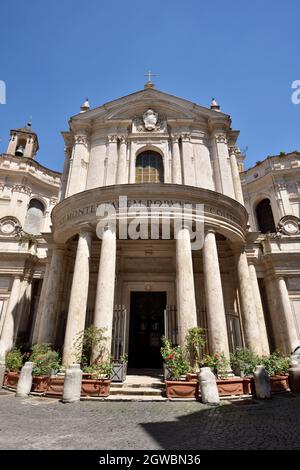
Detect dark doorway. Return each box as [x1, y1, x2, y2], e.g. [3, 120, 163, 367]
[128, 291, 166, 368]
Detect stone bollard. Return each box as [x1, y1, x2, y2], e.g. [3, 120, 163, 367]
[253, 365, 271, 399]
[198, 367, 220, 405]
[0, 358, 5, 389]
[16, 362, 34, 397]
[62, 364, 83, 403]
[288, 361, 300, 393]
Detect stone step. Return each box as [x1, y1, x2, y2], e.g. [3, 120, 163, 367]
[110, 382, 164, 389]
[109, 386, 163, 396]
[81, 395, 168, 402]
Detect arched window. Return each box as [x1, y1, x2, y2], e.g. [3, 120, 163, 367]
[24, 199, 45, 234]
[135, 151, 164, 183]
[256, 198, 276, 233]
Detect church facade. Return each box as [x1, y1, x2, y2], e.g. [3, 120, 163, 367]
[0, 83, 300, 368]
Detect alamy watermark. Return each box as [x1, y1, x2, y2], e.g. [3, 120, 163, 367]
[95, 196, 205, 250]
[0, 80, 6, 104]
[291, 80, 300, 104]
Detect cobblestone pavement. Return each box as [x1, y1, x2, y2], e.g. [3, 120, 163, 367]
[0, 392, 300, 450]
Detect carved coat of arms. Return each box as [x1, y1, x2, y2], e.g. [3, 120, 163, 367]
[143, 109, 158, 131]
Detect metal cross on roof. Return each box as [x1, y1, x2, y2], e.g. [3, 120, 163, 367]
[144, 70, 157, 83]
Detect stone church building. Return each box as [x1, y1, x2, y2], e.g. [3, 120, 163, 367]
[0, 82, 300, 368]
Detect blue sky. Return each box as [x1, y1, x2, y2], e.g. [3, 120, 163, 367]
[0, 0, 299, 172]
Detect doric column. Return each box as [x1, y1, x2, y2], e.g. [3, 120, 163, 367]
[276, 276, 299, 353]
[171, 135, 182, 184]
[92, 226, 117, 361]
[63, 229, 92, 366]
[31, 261, 51, 343]
[106, 135, 118, 185]
[202, 230, 230, 358]
[236, 249, 262, 355]
[176, 227, 198, 345]
[0, 275, 21, 356]
[117, 136, 127, 184]
[38, 246, 65, 344]
[16, 276, 32, 336]
[248, 263, 270, 355]
[229, 147, 244, 204]
[66, 132, 89, 197]
[181, 133, 196, 186]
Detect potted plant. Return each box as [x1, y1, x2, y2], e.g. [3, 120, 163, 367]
[184, 327, 206, 381]
[74, 325, 113, 397]
[260, 351, 290, 393]
[230, 347, 259, 395]
[111, 353, 128, 382]
[29, 343, 61, 393]
[46, 366, 66, 397]
[163, 343, 198, 399]
[161, 336, 174, 381]
[81, 361, 113, 397]
[4, 348, 23, 389]
[202, 353, 244, 396]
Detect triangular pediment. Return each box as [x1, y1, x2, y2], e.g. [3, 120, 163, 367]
[70, 87, 230, 127]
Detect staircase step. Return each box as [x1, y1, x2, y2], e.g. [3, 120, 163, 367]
[110, 387, 163, 396]
[110, 382, 163, 389]
[81, 395, 167, 402]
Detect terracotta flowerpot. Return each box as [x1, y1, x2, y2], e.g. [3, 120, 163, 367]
[46, 376, 65, 397]
[81, 378, 111, 397]
[269, 375, 289, 393]
[186, 373, 198, 382]
[216, 377, 244, 396]
[4, 371, 20, 389]
[243, 376, 255, 395]
[165, 380, 199, 399]
[31, 376, 50, 393]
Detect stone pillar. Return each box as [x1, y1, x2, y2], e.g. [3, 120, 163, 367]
[31, 261, 51, 343]
[63, 229, 92, 366]
[62, 364, 83, 403]
[16, 362, 34, 398]
[106, 135, 118, 185]
[276, 276, 299, 354]
[248, 263, 270, 356]
[229, 147, 244, 204]
[264, 277, 285, 351]
[236, 249, 262, 355]
[7, 132, 17, 155]
[66, 132, 89, 197]
[202, 230, 230, 358]
[117, 136, 127, 184]
[38, 246, 65, 344]
[171, 135, 182, 184]
[59, 146, 72, 201]
[213, 131, 235, 198]
[181, 133, 196, 186]
[92, 226, 116, 361]
[176, 227, 198, 346]
[0, 275, 21, 356]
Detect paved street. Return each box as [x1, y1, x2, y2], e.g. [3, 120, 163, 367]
[0, 392, 300, 450]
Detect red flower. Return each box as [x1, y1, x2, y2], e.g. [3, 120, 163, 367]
[165, 354, 174, 362]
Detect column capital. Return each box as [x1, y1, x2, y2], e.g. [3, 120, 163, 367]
[171, 134, 180, 143]
[108, 135, 118, 143]
[118, 135, 127, 144]
[181, 133, 191, 142]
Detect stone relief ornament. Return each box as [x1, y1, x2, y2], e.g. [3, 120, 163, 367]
[133, 109, 166, 133]
[277, 215, 300, 236]
[0, 216, 20, 236]
[143, 109, 158, 130]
